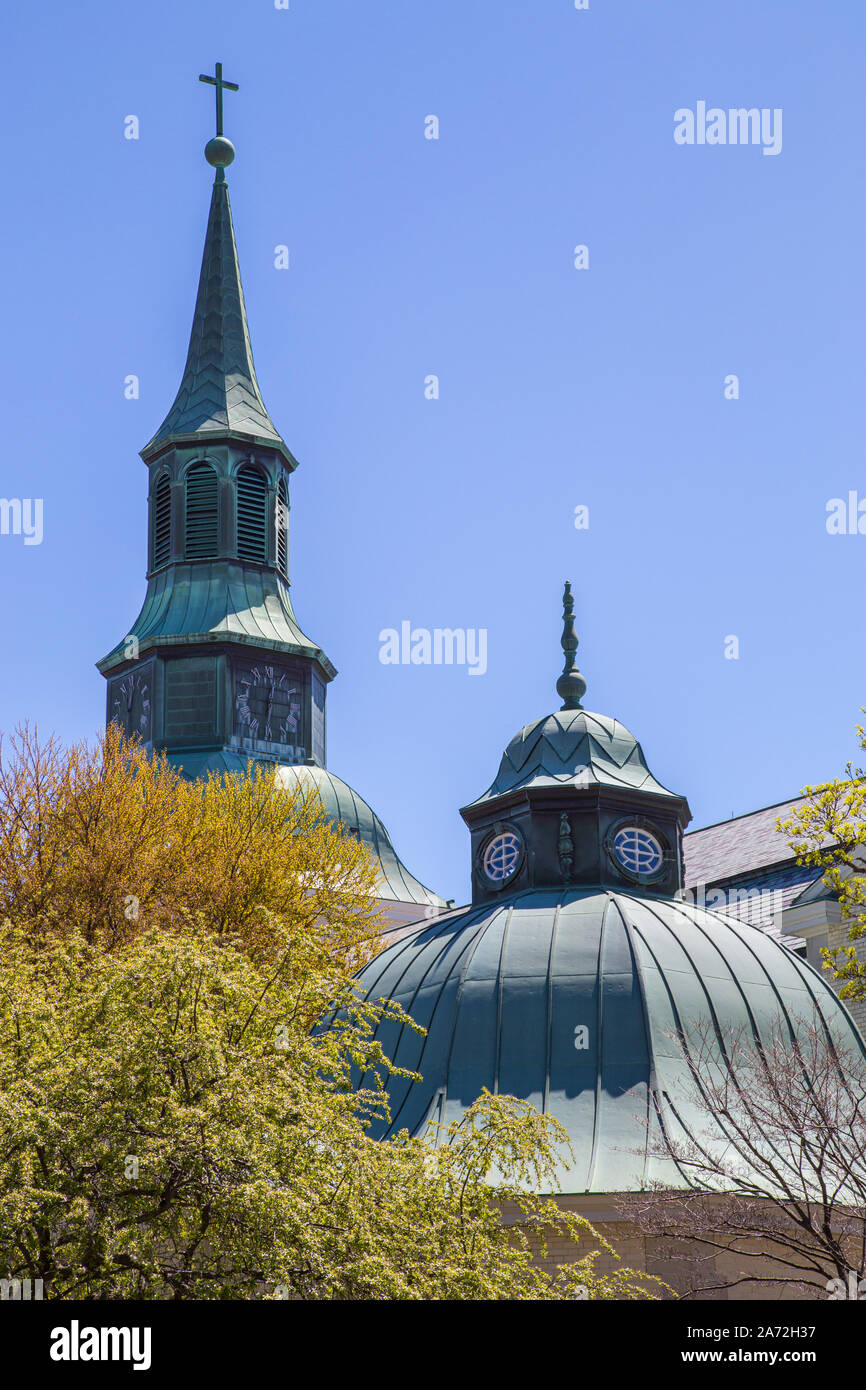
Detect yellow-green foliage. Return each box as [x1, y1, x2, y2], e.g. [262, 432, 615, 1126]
[0, 722, 383, 1000]
[0, 727, 659, 1300]
[779, 723, 866, 1001]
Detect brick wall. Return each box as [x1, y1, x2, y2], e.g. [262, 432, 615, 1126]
[504, 1195, 838, 1301]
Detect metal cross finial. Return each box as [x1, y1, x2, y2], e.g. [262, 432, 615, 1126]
[199, 62, 239, 138]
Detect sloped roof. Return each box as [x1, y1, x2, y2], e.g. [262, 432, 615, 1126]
[97, 561, 334, 676]
[683, 796, 810, 887]
[464, 707, 683, 809]
[690, 861, 820, 945]
[274, 764, 447, 909]
[142, 173, 293, 462]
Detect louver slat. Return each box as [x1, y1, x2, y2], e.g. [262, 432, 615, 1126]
[185, 464, 218, 560]
[153, 476, 171, 568]
[237, 465, 267, 563]
[276, 477, 289, 576]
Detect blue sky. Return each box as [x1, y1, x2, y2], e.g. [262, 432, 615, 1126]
[1, 0, 865, 905]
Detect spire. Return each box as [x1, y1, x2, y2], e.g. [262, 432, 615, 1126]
[142, 65, 294, 466]
[555, 580, 587, 710]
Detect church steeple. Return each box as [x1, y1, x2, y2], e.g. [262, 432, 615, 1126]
[98, 65, 333, 769]
[94, 64, 447, 924]
[142, 65, 295, 469]
[142, 165, 294, 466]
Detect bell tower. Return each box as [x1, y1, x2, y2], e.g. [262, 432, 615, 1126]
[98, 64, 334, 771]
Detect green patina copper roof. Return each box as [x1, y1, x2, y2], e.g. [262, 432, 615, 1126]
[164, 749, 446, 909]
[465, 583, 681, 808]
[142, 171, 295, 465]
[464, 707, 681, 807]
[274, 764, 447, 908]
[355, 886, 866, 1192]
[96, 561, 334, 676]
[352, 582, 863, 1193]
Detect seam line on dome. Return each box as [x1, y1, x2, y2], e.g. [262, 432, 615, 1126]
[383, 903, 497, 1136]
[585, 893, 610, 1192]
[542, 900, 560, 1121]
[430, 902, 512, 1132]
[618, 895, 730, 1183]
[493, 903, 515, 1100]
[630, 894, 818, 1192]
[685, 895, 860, 1061]
[614, 893, 665, 1192]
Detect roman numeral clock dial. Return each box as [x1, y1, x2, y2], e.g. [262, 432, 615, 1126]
[111, 670, 152, 741]
[234, 663, 303, 756]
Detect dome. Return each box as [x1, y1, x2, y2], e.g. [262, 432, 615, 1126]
[355, 885, 865, 1193]
[464, 707, 681, 809]
[350, 584, 866, 1198]
[274, 763, 446, 909]
[166, 749, 446, 910]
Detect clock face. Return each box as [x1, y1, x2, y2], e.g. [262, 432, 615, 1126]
[234, 663, 302, 747]
[111, 668, 152, 741]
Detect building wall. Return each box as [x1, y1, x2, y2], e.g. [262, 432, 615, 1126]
[506, 1195, 842, 1301]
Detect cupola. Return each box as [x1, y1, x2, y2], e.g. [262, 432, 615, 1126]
[460, 583, 692, 905]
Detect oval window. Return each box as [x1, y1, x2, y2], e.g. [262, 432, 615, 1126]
[613, 826, 663, 876]
[482, 831, 522, 885]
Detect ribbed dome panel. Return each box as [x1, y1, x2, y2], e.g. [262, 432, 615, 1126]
[355, 886, 865, 1193]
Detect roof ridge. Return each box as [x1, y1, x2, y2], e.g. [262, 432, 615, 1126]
[686, 794, 808, 837]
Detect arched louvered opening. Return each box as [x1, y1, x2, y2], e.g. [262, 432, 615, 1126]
[153, 474, 171, 568]
[185, 463, 219, 560]
[276, 476, 289, 577]
[237, 464, 268, 563]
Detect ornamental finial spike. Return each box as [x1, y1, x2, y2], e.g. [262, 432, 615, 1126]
[555, 580, 587, 711]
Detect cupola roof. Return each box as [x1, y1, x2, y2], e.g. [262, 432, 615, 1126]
[464, 707, 680, 809]
[463, 583, 682, 811]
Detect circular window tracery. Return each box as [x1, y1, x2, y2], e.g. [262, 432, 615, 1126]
[482, 831, 523, 885]
[612, 826, 663, 876]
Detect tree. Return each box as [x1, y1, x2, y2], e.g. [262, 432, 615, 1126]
[0, 727, 658, 1300]
[0, 722, 383, 1007]
[778, 726, 866, 1001]
[621, 1017, 866, 1298]
[0, 922, 658, 1300]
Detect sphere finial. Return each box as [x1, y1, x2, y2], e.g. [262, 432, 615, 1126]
[205, 136, 236, 169]
[555, 580, 587, 710]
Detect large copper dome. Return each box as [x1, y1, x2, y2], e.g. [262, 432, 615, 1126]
[356, 885, 864, 1192]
